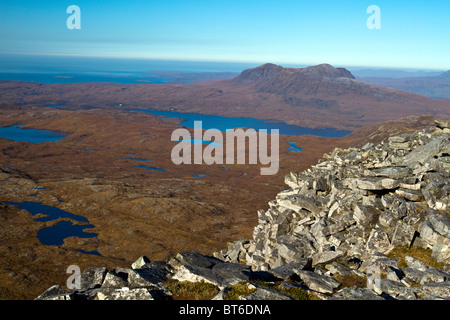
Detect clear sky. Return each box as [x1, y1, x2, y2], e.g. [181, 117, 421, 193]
[0, 0, 449, 70]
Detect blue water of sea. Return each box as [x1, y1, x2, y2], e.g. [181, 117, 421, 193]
[0, 54, 255, 84]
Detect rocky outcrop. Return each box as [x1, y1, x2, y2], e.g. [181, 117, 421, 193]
[36, 120, 450, 300]
[216, 119, 450, 299]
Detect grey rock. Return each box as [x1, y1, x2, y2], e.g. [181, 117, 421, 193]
[239, 283, 296, 300]
[37, 293, 73, 300]
[402, 267, 425, 284]
[294, 270, 340, 294]
[172, 264, 247, 289]
[170, 252, 223, 269]
[211, 262, 252, 283]
[395, 188, 424, 202]
[331, 286, 384, 300]
[353, 204, 380, 229]
[390, 199, 408, 219]
[403, 137, 447, 166]
[391, 220, 416, 248]
[372, 278, 408, 296]
[278, 195, 321, 215]
[428, 214, 450, 238]
[328, 262, 362, 277]
[379, 210, 398, 229]
[268, 259, 312, 280]
[312, 250, 344, 266]
[356, 177, 399, 190]
[79, 267, 107, 291]
[128, 266, 173, 289]
[421, 281, 450, 299]
[366, 167, 411, 179]
[435, 119, 450, 130]
[131, 256, 151, 269]
[96, 287, 155, 300]
[35, 285, 67, 300]
[171, 265, 223, 288]
[366, 228, 391, 253]
[405, 256, 430, 271]
[273, 235, 315, 267]
[101, 271, 128, 288]
[388, 134, 411, 144]
[419, 221, 449, 249]
[359, 252, 401, 274]
[420, 268, 450, 284]
[432, 244, 450, 263]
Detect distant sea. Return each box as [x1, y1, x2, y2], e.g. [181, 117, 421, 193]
[0, 54, 259, 84]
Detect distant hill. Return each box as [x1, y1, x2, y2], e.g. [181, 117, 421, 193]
[351, 68, 442, 78]
[358, 70, 450, 99]
[1, 63, 450, 130]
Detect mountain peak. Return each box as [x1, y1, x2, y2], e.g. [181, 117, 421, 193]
[300, 64, 355, 79]
[236, 63, 283, 82]
[235, 63, 355, 84]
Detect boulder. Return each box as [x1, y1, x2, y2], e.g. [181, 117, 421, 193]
[101, 271, 128, 288]
[294, 270, 340, 294]
[268, 259, 312, 280]
[79, 267, 107, 291]
[331, 286, 384, 300]
[96, 287, 155, 300]
[353, 204, 380, 229]
[131, 256, 151, 269]
[238, 283, 296, 300]
[35, 285, 67, 300]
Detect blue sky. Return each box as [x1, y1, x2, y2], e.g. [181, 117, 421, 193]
[0, 0, 449, 70]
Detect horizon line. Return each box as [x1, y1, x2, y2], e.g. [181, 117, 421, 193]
[0, 52, 447, 73]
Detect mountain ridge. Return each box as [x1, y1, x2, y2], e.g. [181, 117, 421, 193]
[1, 62, 450, 130]
[358, 69, 450, 99]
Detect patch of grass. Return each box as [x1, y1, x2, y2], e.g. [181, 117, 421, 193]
[252, 280, 311, 300]
[277, 285, 310, 300]
[332, 273, 367, 290]
[224, 281, 256, 300]
[387, 246, 444, 269]
[166, 279, 220, 300]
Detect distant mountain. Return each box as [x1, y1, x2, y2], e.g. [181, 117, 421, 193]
[1, 63, 450, 130]
[232, 63, 355, 96]
[351, 68, 442, 79]
[358, 70, 450, 99]
[220, 63, 450, 128]
[235, 63, 354, 84]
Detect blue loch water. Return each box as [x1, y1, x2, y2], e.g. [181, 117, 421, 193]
[288, 142, 303, 152]
[4, 201, 98, 246]
[134, 165, 166, 172]
[37, 221, 97, 246]
[121, 157, 152, 162]
[0, 124, 68, 143]
[130, 109, 351, 138]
